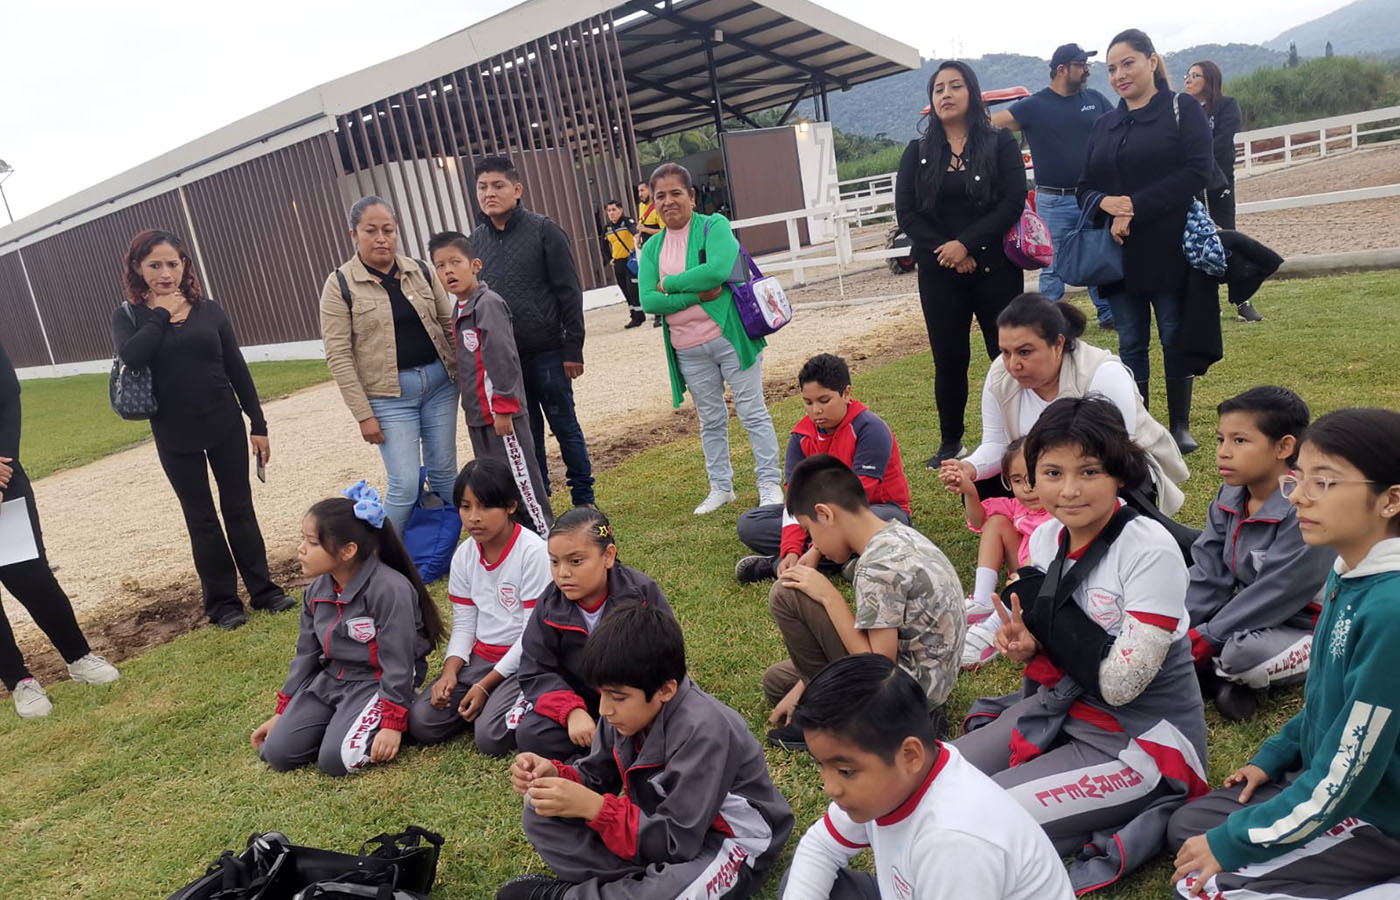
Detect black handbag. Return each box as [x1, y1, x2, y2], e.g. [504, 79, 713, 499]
[165, 832, 293, 900]
[109, 303, 158, 420]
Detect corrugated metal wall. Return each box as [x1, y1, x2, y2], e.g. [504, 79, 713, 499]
[2, 13, 639, 367]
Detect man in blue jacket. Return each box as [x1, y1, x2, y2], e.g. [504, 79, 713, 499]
[471, 156, 595, 508]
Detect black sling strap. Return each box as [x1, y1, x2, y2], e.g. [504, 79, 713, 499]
[336, 259, 433, 311]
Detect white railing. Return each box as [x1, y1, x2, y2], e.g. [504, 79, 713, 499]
[836, 172, 896, 228]
[1236, 105, 1400, 173]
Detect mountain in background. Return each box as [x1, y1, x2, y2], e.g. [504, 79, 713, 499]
[826, 44, 1288, 141]
[1265, 0, 1400, 58]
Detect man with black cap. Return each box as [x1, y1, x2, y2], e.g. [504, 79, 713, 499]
[992, 43, 1116, 328]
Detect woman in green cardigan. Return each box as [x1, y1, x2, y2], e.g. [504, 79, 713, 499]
[639, 163, 783, 516]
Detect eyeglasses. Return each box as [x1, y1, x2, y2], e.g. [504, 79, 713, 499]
[1279, 474, 1376, 500]
[1184, 72, 1203, 81]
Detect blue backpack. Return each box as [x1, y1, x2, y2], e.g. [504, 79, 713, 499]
[401, 468, 461, 583]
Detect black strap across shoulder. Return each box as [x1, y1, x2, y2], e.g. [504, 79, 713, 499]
[336, 260, 433, 311]
[1025, 506, 1139, 692]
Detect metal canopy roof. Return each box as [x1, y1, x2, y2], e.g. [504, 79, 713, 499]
[616, 0, 918, 139]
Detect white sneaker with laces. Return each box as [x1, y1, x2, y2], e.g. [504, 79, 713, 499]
[694, 488, 737, 515]
[960, 614, 1003, 671]
[13, 678, 52, 718]
[68, 653, 120, 685]
[757, 481, 784, 508]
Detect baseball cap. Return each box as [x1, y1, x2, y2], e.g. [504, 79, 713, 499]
[1050, 43, 1096, 70]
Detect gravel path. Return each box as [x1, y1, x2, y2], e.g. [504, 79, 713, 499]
[7, 144, 1397, 677]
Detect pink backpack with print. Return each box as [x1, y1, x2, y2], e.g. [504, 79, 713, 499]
[1003, 203, 1054, 270]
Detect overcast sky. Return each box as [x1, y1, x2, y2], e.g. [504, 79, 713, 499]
[0, 0, 1344, 221]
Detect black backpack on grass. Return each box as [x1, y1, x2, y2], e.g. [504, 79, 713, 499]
[166, 827, 443, 900]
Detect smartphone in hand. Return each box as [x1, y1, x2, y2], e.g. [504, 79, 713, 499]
[256, 456, 266, 483]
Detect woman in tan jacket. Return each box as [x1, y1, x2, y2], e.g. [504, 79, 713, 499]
[320, 196, 457, 534]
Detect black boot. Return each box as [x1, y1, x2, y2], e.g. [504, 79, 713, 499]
[624, 308, 645, 328]
[1135, 380, 1150, 412]
[1166, 376, 1199, 455]
[1214, 681, 1259, 722]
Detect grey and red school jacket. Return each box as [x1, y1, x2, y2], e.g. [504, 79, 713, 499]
[1185, 483, 1336, 656]
[780, 399, 911, 557]
[453, 281, 524, 428]
[274, 556, 431, 732]
[516, 563, 673, 725]
[557, 677, 794, 873]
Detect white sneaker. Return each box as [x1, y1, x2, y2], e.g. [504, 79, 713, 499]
[960, 614, 1003, 671]
[13, 678, 52, 718]
[694, 488, 738, 515]
[68, 653, 120, 685]
[757, 481, 784, 508]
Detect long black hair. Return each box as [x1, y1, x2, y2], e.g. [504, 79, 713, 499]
[307, 497, 446, 645]
[917, 60, 999, 208]
[452, 458, 537, 534]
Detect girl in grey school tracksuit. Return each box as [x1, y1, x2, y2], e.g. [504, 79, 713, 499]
[253, 487, 444, 776]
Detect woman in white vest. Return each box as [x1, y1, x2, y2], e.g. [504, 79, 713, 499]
[939, 293, 1188, 515]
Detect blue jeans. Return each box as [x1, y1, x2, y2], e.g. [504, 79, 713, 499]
[1035, 192, 1114, 325]
[520, 349, 595, 507]
[367, 360, 459, 535]
[1105, 290, 1188, 382]
[674, 337, 782, 493]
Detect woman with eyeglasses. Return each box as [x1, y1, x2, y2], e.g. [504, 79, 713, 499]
[1078, 29, 1214, 456]
[1185, 60, 1262, 323]
[1169, 407, 1400, 900]
[896, 59, 1028, 469]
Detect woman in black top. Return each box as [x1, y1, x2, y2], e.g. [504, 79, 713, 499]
[1078, 29, 1213, 455]
[0, 340, 119, 717]
[896, 60, 1028, 468]
[111, 230, 290, 630]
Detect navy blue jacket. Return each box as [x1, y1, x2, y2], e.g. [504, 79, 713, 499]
[1077, 90, 1213, 294]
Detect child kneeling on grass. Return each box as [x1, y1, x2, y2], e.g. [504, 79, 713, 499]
[498, 602, 794, 900]
[944, 437, 1052, 671]
[252, 484, 444, 775]
[1185, 386, 1335, 722]
[1169, 408, 1400, 899]
[735, 353, 912, 584]
[780, 653, 1073, 900]
[514, 507, 674, 762]
[408, 459, 551, 754]
[762, 455, 963, 749]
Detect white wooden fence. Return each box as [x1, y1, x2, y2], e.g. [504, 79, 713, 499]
[1235, 105, 1400, 173]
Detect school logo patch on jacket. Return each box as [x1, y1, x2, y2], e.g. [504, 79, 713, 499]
[346, 617, 378, 643]
[499, 583, 519, 611]
[462, 329, 480, 352]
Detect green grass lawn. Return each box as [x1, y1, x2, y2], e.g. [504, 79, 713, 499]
[16, 360, 332, 480]
[2, 272, 1396, 899]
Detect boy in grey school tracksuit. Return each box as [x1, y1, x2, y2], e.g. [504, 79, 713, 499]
[454, 280, 552, 532]
[260, 557, 430, 776]
[1186, 484, 1336, 689]
[507, 604, 792, 900]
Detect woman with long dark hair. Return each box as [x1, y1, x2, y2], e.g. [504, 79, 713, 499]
[1078, 29, 1214, 455]
[112, 230, 291, 630]
[896, 60, 1028, 468]
[1185, 60, 1261, 323]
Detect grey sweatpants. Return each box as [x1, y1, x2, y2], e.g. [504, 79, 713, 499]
[523, 803, 767, 900]
[407, 652, 521, 755]
[1167, 773, 1400, 898]
[467, 416, 553, 532]
[1213, 626, 1313, 689]
[259, 672, 385, 777]
[736, 502, 910, 558]
[954, 713, 1171, 855]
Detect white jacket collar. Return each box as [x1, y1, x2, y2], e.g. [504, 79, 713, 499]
[1336, 537, 1400, 579]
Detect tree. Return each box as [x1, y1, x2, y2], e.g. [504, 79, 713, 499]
[1288, 41, 1299, 68]
[1228, 55, 1400, 129]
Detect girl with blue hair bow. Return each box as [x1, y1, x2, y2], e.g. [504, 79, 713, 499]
[252, 482, 444, 776]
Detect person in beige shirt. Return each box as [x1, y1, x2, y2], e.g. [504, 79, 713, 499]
[320, 196, 457, 535]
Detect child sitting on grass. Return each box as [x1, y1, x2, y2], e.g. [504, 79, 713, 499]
[762, 455, 963, 749]
[779, 653, 1073, 900]
[253, 484, 443, 776]
[430, 230, 551, 533]
[735, 353, 911, 584]
[1169, 407, 1400, 899]
[498, 603, 794, 900]
[408, 459, 551, 755]
[1185, 386, 1335, 722]
[514, 507, 674, 761]
[944, 437, 1051, 671]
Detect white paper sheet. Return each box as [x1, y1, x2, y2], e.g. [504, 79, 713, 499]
[0, 497, 40, 567]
